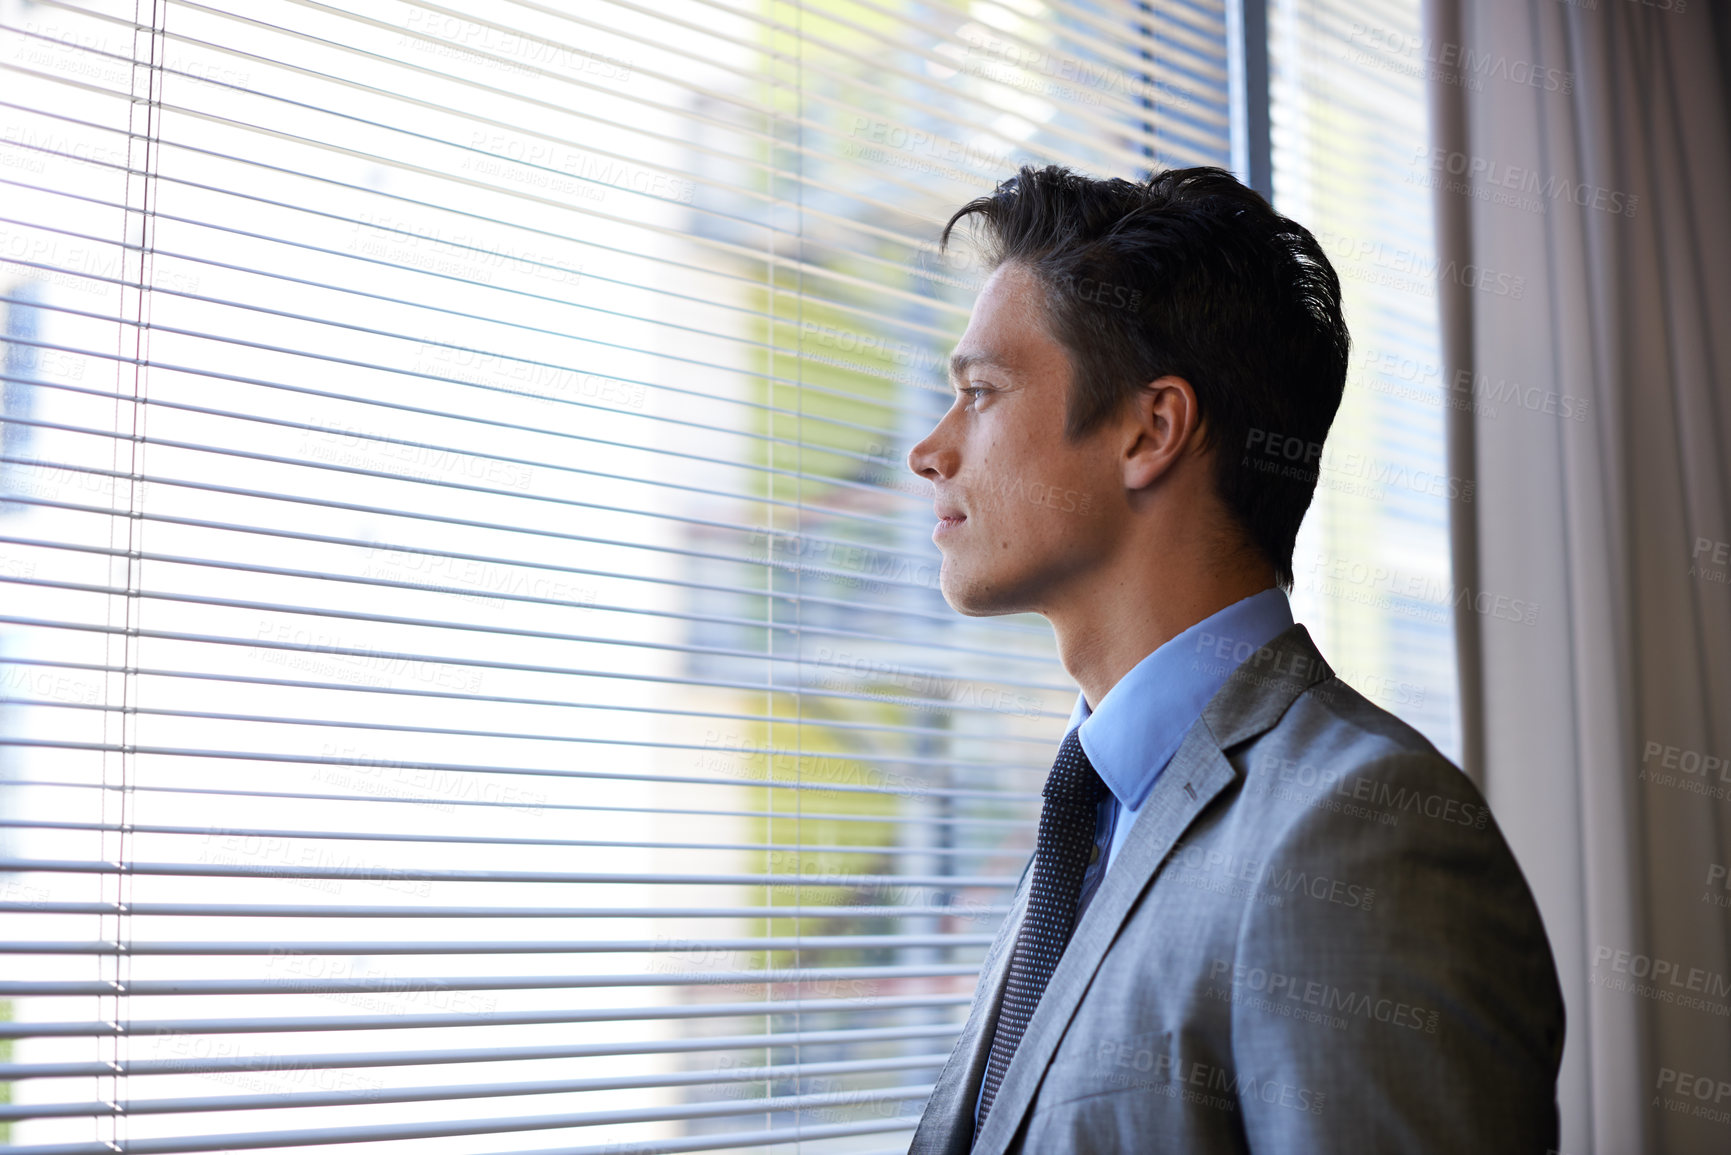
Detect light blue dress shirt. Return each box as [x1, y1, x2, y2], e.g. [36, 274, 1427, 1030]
[1073, 585, 1295, 896]
[972, 586, 1294, 1134]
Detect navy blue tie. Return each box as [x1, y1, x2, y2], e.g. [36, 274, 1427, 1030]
[976, 728, 1105, 1133]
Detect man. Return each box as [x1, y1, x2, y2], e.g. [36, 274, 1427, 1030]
[904, 166, 1564, 1153]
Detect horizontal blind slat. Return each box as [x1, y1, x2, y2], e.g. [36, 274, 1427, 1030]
[476, 1119, 920, 1155]
[0, 967, 988, 998]
[1, 1026, 967, 1081]
[0, 1032, 969, 1087]
[1, 996, 978, 1039]
[0, 901, 1009, 920]
[0, 679, 1056, 755]
[0, 819, 1012, 859]
[7, 933, 997, 954]
[2, 1054, 954, 1120]
[7, 778, 1033, 829]
[0, 1084, 937, 1155]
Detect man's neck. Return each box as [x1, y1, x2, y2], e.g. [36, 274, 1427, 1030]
[1048, 560, 1277, 710]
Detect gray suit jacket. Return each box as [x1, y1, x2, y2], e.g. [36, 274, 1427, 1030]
[909, 624, 1564, 1154]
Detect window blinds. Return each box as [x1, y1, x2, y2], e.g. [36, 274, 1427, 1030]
[0, 1, 1233, 1151]
[1269, 0, 1462, 761]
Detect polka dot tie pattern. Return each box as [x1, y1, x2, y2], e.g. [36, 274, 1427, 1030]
[975, 727, 1105, 1137]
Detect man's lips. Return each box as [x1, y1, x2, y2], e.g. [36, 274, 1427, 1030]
[933, 508, 966, 537]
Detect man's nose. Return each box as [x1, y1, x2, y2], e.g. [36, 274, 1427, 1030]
[907, 422, 952, 481]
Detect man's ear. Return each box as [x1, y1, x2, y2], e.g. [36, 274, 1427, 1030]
[1122, 374, 1201, 492]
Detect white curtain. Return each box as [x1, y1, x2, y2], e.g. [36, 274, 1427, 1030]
[1426, 1, 1731, 1152]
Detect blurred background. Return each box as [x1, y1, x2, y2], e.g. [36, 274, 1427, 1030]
[2, 1, 1723, 1153]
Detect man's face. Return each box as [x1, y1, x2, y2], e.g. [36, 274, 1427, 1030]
[907, 262, 1125, 616]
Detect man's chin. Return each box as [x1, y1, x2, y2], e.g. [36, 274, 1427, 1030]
[938, 565, 1024, 618]
[943, 595, 1002, 618]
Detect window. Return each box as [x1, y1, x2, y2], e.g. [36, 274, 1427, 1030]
[0, 2, 1231, 1152]
[1270, 0, 1462, 761]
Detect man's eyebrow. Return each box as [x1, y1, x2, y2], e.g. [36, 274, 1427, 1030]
[948, 351, 1003, 384]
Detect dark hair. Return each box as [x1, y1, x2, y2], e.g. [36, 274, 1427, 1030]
[941, 165, 1349, 590]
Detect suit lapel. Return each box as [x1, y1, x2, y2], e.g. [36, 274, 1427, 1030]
[907, 863, 1033, 1155]
[969, 726, 1239, 1154]
[969, 623, 1333, 1154]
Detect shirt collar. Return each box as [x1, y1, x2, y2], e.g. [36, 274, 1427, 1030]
[1066, 587, 1294, 811]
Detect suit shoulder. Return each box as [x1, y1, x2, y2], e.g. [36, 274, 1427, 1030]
[1260, 673, 1457, 779]
[1226, 674, 1499, 851]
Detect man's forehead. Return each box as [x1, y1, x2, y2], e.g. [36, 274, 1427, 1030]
[976, 260, 1044, 317]
[948, 264, 1049, 379]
